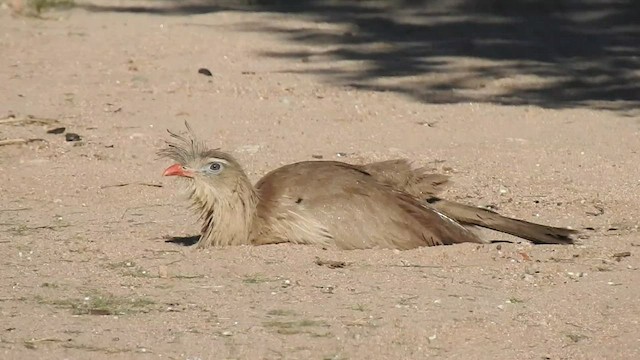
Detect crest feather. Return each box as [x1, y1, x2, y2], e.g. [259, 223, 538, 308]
[158, 121, 208, 164]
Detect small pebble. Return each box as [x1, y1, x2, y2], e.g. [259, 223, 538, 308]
[198, 68, 213, 76]
[65, 133, 81, 142]
[47, 127, 65, 134]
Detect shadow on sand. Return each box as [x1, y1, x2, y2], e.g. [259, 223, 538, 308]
[81, 0, 640, 114]
[164, 234, 200, 246]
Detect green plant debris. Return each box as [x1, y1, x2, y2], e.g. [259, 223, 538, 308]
[263, 319, 329, 335]
[267, 309, 298, 317]
[242, 273, 275, 284]
[105, 261, 153, 278]
[28, 0, 75, 15]
[40, 291, 156, 315]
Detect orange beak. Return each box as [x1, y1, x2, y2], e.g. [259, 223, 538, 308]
[163, 163, 194, 178]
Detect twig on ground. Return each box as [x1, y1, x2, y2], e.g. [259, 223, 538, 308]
[314, 257, 349, 269]
[100, 182, 163, 189]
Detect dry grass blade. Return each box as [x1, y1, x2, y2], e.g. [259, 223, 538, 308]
[0, 114, 59, 125]
[0, 138, 46, 146]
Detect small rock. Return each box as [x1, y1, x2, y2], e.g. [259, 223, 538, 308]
[416, 121, 437, 127]
[198, 68, 213, 76]
[518, 252, 531, 261]
[612, 251, 631, 262]
[567, 271, 586, 280]
[319, 285, 335, 294]
[312, 154, 323, 159]
[47, 127, 66, 134]
[65, 133, 81, 142]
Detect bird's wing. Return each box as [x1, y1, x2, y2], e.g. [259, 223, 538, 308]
[252, 161, 482, 249]
[360, 159, 450, 198]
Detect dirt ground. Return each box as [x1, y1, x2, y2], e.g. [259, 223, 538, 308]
[1, 1, 639, 359]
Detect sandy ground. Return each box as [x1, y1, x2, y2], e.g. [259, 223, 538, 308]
[1, 1, 639, 359]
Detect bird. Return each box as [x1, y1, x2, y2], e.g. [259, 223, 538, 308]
[159, 123, 577, 250]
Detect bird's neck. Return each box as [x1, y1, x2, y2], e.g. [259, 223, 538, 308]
[190, 177, 259, 247]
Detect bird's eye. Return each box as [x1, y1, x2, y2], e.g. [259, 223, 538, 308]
[208, 162, 223, 173]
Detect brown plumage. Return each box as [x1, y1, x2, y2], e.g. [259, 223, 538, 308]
[159, 123, 577, 249]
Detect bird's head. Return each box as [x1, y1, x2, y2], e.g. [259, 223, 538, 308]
[158, 122, 250, 196]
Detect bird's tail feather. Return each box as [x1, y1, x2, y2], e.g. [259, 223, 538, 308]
[427, 198, 577, 245]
